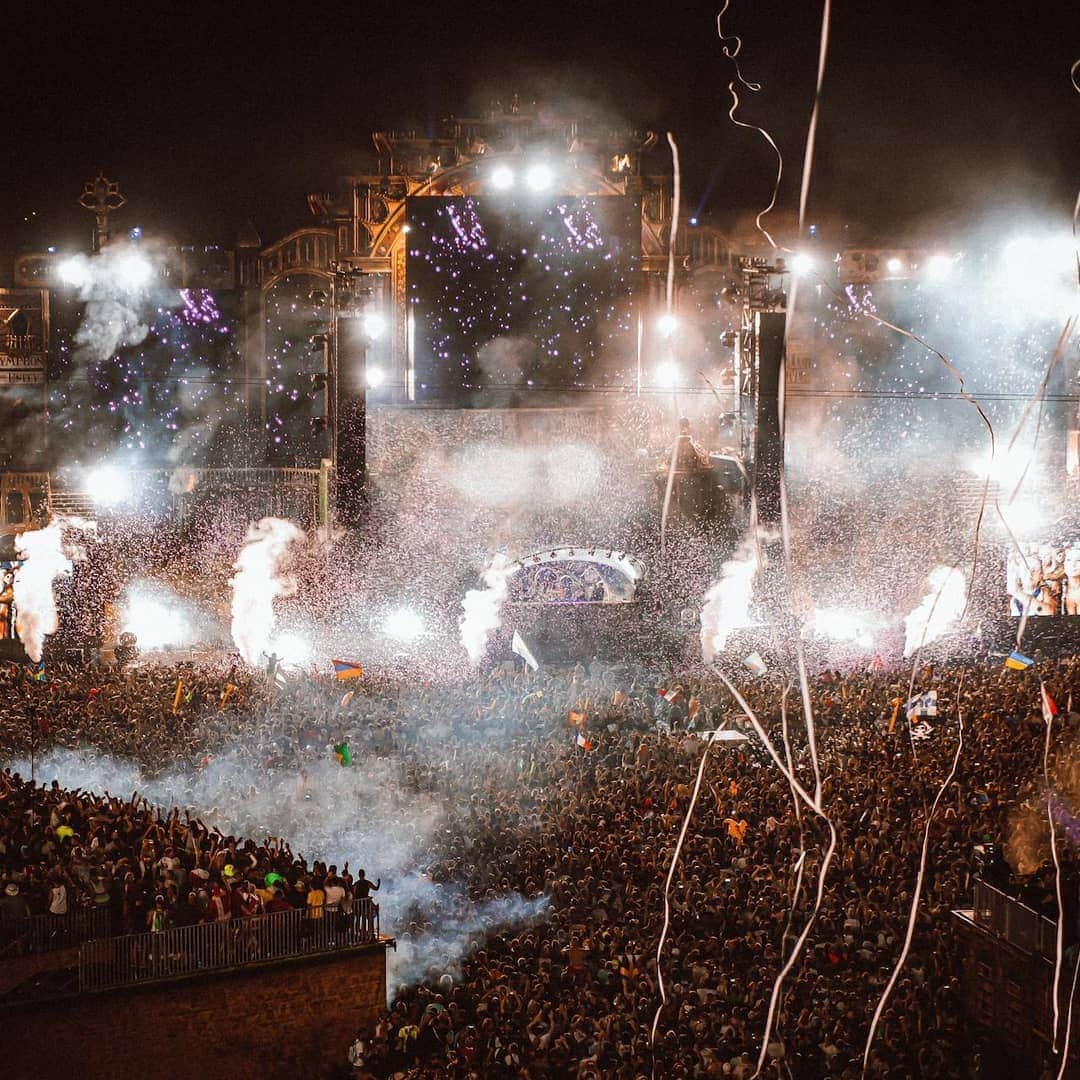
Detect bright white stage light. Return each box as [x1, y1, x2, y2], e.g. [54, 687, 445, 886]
[525, 163, 554, 192]
[122, 593, 191, 651]
[382, 607, 425, 642]
[809, 607, 876, 650]
[656, 313, 679, 338]
[491, 164, 515, 190]
[113, 252, 153, 290]
[924, 253, 954, 280]
[654, 362, 680, 389]
[58, 256, 91, 288]
[87, 466, 132, 506]
[886, 256, 904, 274]
[790, 252, 815, 276]
[272, 631, 312, 668]
[366, 366, 386, 389]
[999, 234, 1075, 304]
[363, 312, 386, 339]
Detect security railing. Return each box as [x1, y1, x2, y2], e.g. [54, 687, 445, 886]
[78, 900, 379, 993]
[0, 907, 111, 959]
[972, 878, 1057, 960]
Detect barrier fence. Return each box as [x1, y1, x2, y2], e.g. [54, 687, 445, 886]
[78, 900, 379, 993]
[0, 907, 111, 958]
[972, 878, 1057, 960]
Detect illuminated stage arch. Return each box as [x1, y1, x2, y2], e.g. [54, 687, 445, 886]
[505, 546, 645, 605]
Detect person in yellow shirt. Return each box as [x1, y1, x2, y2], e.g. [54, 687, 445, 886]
[306, 878, 326, 921]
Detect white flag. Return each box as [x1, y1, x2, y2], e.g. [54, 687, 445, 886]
[905, 690, 938, 721]
[511, 631, 539, 671]
[743, 652, 767, 677]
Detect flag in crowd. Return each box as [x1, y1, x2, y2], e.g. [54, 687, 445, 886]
[274, 667, 289, 691]
[911, 722, 934, 742]
[905, 690, 938, 721]
[575, 730, 595, 751]
[657, 685, 682, 703]
[743, 652, 767, 677]
[568, 709, 587, 728]
[333, 742, 352, 766]
[1041, 682, 1059, 726]
[511, 631, 540, 671]
[27, 662, 47, 683]
[332, 659, 364, 681]
[1005, 650, 1034, 671]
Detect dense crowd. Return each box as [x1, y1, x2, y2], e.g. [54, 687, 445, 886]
[2, 653, 1079, 1078]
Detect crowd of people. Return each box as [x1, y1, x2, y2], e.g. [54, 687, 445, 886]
[2, 651, 1078, 1078]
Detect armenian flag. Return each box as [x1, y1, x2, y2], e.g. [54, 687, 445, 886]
[332, 659, 364, 681]
[333, 742, 352, 766]
[1004, 650, 1034, 671]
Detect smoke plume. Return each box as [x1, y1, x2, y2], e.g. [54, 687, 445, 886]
[459, 553, 513, 663]
[903, 565, 967, 656]
[230, 517, 304, 666]
[700, 535, 759, 663]
[13, 519, 94, 662]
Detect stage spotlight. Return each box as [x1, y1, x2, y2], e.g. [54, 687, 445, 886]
[689, 217, 699, 226]
[525, 163, 554, 192]
[656, 313, 679, 339]
[363, 312, 386, 339]
[886, 256, 904, 274]
[366, 366, 386, 389]
[654, 362, 680, 389]
[491, 164, 515, 190]
[114, 252, 153, 290]
[790, 252, 815, 276]
[87, 465, 133, 506]
[382, 607, 425, 642]
[925, 253, 954, 280]
[58, 257, 91, 288]
[122, 593, 191, 651]
[273, 631, 312, 668]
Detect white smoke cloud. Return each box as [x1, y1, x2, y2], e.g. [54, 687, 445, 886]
[230, 517, 305, 666]
[13, 744, 546, 1001]
[459, 553, 514, 663]
[13, 518, 95, 662]
[903, 565, 967, 656]
[700, 535, 760, 663]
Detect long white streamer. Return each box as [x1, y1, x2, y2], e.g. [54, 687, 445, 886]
[649, 725, 720, 1075]
[714, 673, 836, 1079]
[862, 677, 966, 1074]
[1045, 685, 1064, 1051]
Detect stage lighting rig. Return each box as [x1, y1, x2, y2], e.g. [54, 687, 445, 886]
[736, 256, 787, 312]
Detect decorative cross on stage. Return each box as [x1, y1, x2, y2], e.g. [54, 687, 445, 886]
[78, 173, 126, 251]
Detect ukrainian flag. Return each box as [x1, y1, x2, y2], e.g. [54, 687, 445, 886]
[1004, 650, 1034, 671]
[332, 659, 364, 681]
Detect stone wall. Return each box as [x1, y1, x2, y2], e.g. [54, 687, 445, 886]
[3, 943, 388, 1080]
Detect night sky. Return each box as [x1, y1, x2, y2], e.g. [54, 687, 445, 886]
[3, 1, 1077, 264]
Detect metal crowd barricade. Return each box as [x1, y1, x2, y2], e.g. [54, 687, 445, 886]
[972, 878, 1056, 961]
[0, 907, 111, 958]
[78, 900, 379, 993]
